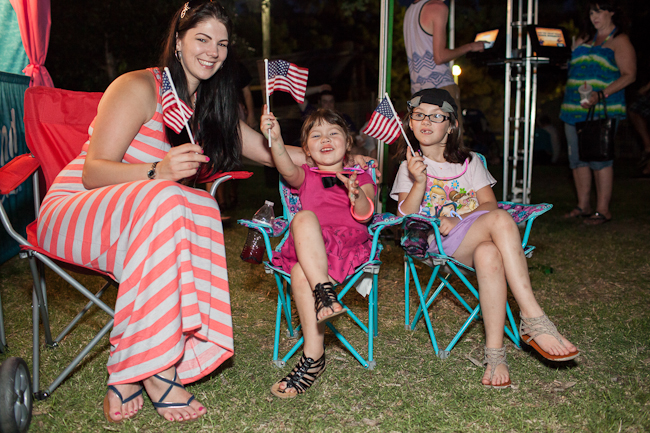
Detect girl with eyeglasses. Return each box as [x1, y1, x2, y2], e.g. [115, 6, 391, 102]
[391, 88, 579, 389]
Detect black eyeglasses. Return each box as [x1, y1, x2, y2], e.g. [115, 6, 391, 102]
[410, 112, 450, 123]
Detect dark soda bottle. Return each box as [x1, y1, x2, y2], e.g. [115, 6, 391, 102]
[241, 200, 274, 264]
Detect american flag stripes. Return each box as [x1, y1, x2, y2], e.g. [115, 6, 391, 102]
[267, 60, 309, 103]
[361, 96, 401, 144]
[162, 72, 194, 134]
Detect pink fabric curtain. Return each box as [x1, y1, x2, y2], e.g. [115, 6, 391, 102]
[9, 0, 53, 87]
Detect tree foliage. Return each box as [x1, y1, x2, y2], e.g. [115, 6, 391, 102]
[46, 0, 647, 134]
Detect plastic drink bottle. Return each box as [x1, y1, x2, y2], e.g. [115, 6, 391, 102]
[240, 200, 274, 264]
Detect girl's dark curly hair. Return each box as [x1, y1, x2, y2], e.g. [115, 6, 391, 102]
[160, 0, 242, 174]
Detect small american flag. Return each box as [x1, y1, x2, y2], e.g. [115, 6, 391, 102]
[361, 96, 401, 144]
[162, 73, 194, 134]
[267, 60, 309, 103]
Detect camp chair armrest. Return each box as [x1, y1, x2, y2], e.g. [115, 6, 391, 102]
[204, 171, 253, 197]
[200, 170, 253, 184]
[401, 213, 441, 227]
[0, 153, 40, 195]
[368, 213, 442, 232]
[367, 212, 401, 234]
[238, 217, 289, 238]
[398, 214, 450, 256]
[497, 201, 552, 248]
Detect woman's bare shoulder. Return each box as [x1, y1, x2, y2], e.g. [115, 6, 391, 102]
[99, 69, 158, 120]
[106, 70, 157, 101]
[610, 33, 634, 50]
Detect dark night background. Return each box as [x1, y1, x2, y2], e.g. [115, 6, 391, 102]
[45, 0, 649, 140]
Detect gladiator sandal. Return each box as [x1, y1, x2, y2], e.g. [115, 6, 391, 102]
[519, 312, 580, 361]
[314, 282, 348, 324]
[482, 346, 511, 389]
[270, 352, 326, 398]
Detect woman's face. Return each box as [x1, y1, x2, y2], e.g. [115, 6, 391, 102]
[409, 103, 451, 148]
[176, 17, 229, 91]
[589, 6, 615, 31]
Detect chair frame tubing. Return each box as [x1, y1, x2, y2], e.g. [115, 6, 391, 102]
[268, 260, 380, 370]
[1, 170, 236, 399]
[398, 154, 550, 359]
[251, 211, 387, 370]
[404, 254, 521, 359]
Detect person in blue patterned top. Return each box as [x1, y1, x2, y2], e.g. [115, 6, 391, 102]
[560, 1, 636, 225]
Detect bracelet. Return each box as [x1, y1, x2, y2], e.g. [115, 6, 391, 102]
[398, 200, 407, 216]
[351, 196, 374, 221]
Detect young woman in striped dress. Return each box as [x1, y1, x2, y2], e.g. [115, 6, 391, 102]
[36, 0, 314, 424]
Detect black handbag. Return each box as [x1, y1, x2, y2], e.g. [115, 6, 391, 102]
[576, 91, 617, 162]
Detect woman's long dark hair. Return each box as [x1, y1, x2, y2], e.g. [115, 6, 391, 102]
[583, 1, 629, 40]
[160, 0, 242, 174]
[393, 110, 470, 164]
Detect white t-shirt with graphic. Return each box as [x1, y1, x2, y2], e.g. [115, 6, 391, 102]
[390, 152, 497, 217]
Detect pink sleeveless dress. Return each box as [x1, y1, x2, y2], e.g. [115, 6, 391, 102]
[36, 68, 233, 386]
[272, 165, 376, 283]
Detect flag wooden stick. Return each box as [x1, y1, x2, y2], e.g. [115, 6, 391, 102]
[264, 59, 272, 148]
[163, 67, 195, 145]
[384, 93, 415, 156]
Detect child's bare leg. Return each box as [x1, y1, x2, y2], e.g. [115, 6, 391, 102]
[453, 210, 577, 357]
[272, 263, 326, 396]
[290, 263, 326, 359]
[472, 241, 510, 386]
[291, 210, 343, 321]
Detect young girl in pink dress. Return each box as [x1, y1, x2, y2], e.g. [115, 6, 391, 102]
[261, 108, 376, 398]
[391, 88, 579, 389]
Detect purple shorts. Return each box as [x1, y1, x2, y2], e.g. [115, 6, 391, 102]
[426, 211, 488, 257]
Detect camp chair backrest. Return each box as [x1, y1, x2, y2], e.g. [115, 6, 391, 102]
[23, 86, 103, 191]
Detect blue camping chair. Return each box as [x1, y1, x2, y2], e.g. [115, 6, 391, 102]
[238, 167, 398, 369]
[396, 154, 552, 359]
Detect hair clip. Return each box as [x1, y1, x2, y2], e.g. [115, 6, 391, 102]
[407, 96, 421, 109]
[180, 2, 190, 19]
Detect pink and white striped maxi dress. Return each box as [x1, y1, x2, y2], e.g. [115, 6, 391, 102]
[36, 68, 233, 386]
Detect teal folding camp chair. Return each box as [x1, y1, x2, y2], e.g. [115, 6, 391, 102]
[398, 154, 552, 359]
[239, 167, 398, 369]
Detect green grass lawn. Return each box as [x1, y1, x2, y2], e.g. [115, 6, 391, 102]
[1, 161, 649, 432]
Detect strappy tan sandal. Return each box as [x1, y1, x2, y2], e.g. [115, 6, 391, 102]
[314, 282, 348, 324]
[519, 313, 580, 361]
[270, 352, 326, 398]
[482, 346, 511, 390]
